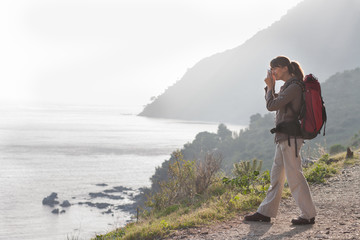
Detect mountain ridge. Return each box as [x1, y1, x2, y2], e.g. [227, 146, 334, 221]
[139, 0, 360, 124]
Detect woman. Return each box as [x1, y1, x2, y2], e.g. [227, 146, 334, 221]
[244, 56, 316, 225]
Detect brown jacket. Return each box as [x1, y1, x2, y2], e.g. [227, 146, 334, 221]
[265, 77, 303, 143]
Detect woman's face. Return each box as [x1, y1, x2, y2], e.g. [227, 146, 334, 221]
[271, 65, 288, 81]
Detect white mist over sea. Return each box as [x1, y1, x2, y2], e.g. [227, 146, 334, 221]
[0, 105, 244, 240]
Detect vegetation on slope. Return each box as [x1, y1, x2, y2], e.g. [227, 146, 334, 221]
[94, 147, 359, 240]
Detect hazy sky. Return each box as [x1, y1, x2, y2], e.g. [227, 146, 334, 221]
[0, 0, 303, 112]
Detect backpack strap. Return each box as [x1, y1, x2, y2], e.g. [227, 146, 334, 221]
[284, 78, 305, 91]
[286, 128, 298, 158]
[270, 121, 301, 157]
[322, 98, 327, 136]
[284, 79, 305, 117]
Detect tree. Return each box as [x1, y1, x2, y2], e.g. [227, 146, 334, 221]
[217, 123, 232, 141]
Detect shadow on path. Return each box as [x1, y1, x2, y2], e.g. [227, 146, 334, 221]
[241, 221, 314, 239]
[241, 221, 273, 239]
[261, 224, 314, 240]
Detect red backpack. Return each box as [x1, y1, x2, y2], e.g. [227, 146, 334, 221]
[270, 74, 327, 157]
[299, 74, 327, 139]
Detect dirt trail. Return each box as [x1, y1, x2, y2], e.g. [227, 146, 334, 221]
[166, 159, 360, 240]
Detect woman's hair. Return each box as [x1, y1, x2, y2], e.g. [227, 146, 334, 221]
[270, 56, 304, 80]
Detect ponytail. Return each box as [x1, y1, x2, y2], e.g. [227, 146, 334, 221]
[289, 61, 304, 81]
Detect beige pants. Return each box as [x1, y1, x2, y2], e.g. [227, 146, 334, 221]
[257, 139, 316, 220]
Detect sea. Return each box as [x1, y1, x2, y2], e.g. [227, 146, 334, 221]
[0, 105, 245, 240]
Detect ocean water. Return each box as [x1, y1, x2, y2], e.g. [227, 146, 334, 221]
[0, 105, 244, 240]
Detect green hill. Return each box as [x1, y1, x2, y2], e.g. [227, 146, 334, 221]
[321, 68, 360, 146]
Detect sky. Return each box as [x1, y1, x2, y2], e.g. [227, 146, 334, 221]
[0, 0, 303, 112]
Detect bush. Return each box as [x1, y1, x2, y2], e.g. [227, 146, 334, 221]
[146, 150, 222, 211]
[349, 130, 360, 148]
[196, 152, 223, 194]
[233, 159, 262, 177]
[222, 159, 270, 195]
[304, 156, 338, 184]
[329, 144, 346, 154]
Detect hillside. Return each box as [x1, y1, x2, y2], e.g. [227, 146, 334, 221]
[139, 0, 360, 124]
[321, 68, 360, 145]
[147, 67, 360, 194]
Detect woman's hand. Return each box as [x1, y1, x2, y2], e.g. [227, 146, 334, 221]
[264, 70, 275, 89]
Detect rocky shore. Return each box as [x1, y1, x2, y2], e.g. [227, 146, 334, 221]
[42, 185, 140, 216]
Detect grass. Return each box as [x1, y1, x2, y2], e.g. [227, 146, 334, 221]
[93, 148, 359, 240]
[304, 149, 359, 184]
[93, 180, 268, 240]
[96, 194, 264, 240]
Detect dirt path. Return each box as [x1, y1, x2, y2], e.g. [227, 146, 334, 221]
[166, 159, 360, 240]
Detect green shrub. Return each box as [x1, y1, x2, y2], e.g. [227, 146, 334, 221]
[305, 161, 338, 183]
[329, 144, 346, 154]
[158, 205, 180, 217]
[233, 159, 262, 177]
[223, 159, 270, 195]
[318, 154, 330, 164]
[349, 131, 360, 148]
[94, 228, 125, 240]
[146, 150, 222, 211]
[146, 151, 196, 210]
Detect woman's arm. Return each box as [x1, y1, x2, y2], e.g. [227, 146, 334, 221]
[265, 84, 301, 111]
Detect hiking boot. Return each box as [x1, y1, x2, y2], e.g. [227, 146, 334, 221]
[291, 217, 315, 225]
[244, 212, 271, 222]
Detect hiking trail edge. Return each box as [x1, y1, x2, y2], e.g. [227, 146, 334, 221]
[165, 155, 360, 240]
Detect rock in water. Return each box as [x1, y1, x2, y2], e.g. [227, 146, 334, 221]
[96, 183, 108, 187]
[60, 200, 71, 207]
[89, 192, 124, 200]
[78, 202, 112, 209]
[103, 209, 113, 214]
[42, 192, 59, 207]
[51, 208, 59, 214]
